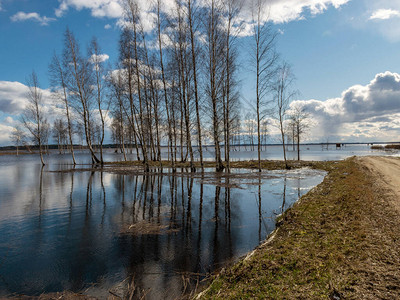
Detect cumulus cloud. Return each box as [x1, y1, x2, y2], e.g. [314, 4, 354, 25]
[239, 0, 349, 25]
[53, 0, 348, 35]
[0, 81, 30, 114]
[291, 71, 400, 142]
[370, 8, 400, 20]
[10, 11, 56, 26]
[55, 0, 123, 18]
[0, 81, 57, 115]
[104, 24, 112, 29]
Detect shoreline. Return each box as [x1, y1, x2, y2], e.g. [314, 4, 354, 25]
[197, 156, 400, 299]
[6, 156, 400, 299]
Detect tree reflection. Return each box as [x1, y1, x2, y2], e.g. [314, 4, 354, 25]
[0, 160, 325, 299]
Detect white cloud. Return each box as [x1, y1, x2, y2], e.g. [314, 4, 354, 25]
[362, 0, 400, 41]
[0, 123, 14, 146]
[55, 0, 123, 18]
[104, 24, 112, 29]
[0, 80, 58, 116]
[89, 54, 110, 63]
[369, 8, 400, 20]
[240, 0, 350, 25]
[10, 11, 56, 26]
[53, 0, 348, 35]
[291, 71, 400, 142]
[0, 81, 29, 114]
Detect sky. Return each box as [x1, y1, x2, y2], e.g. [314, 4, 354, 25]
[1, 0, 400, 145]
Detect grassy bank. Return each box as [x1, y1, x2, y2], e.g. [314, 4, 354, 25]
[198, 157, 400, 299]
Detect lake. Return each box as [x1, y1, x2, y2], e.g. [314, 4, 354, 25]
[0, 153, 327, 299]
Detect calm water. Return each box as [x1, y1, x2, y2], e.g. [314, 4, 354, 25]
[0, 154, 326, 299]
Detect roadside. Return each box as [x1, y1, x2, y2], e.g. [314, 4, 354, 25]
[198, 156, 400, 299]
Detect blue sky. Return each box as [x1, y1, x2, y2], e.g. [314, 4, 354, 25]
[1, 0, 400, 145]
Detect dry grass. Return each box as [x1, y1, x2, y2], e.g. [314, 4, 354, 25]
[120, 220, 180, 236]
[103, 159, 334, 173]
[198, 157, 400, 299]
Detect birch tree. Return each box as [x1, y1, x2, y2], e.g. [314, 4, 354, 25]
[88, 37, 109, 164]
[289, 103, 310, 160]
[251, 0, 278, 171]
[63, 29, 101, 164]
[21, 71, 46, 166]
[273, 62, 296, 169]
[49, 53, 77, 164]
[10, 125, 26, 156]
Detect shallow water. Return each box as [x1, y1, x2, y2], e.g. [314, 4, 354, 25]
[0, 154, 326, 299]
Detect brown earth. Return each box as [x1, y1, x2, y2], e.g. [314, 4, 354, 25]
[358, 156, 400, 204]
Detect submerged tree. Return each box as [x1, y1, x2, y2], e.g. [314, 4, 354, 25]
[63, 28, 101, 164]
[205, 0, 226, 172]
[88, 37, 110, 164]
[21, 71, 47, 166]
[49, 53, 77, 164]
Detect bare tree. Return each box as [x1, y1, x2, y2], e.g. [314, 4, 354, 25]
[49, 53, 77, 164]
[88, 37, 109, 164]
[222, 0, 242, 172]
[273, 62, 296, 169]
[10, 125, 26, 156]
[53, 118, 67, 154]
[245, 112, 256, 151]
[63, 28, 100, 164]
[206, 0, 225, 172]
[122, 0, 150, 171]
[155, 0, 176, 171]
[188, 0, 204, 170]
[118, 28, 141, 161]
[109, 69, 128, 161]
[21, 71, 46, 165]
[251, 0, 278, 171]
[289, 103, 310, 160]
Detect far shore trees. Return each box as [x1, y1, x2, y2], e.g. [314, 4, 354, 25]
[10, 125, 26, 156]
[289, 103, 310, 160]
[21, 71, 47, 166]
[53, 118, 67, 154]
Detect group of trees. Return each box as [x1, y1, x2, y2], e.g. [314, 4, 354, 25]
[15, 0, 310, 170]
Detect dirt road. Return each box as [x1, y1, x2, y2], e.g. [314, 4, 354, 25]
[358, 156, 400, 202]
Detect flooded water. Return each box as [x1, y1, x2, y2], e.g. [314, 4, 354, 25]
[28, 143, 396, 163]
[0, 154, 326, 299]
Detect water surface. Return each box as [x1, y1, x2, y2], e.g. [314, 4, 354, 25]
[0, 155, 326, 298]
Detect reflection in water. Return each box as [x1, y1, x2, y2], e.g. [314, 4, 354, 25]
[0, 164, 325, 299]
